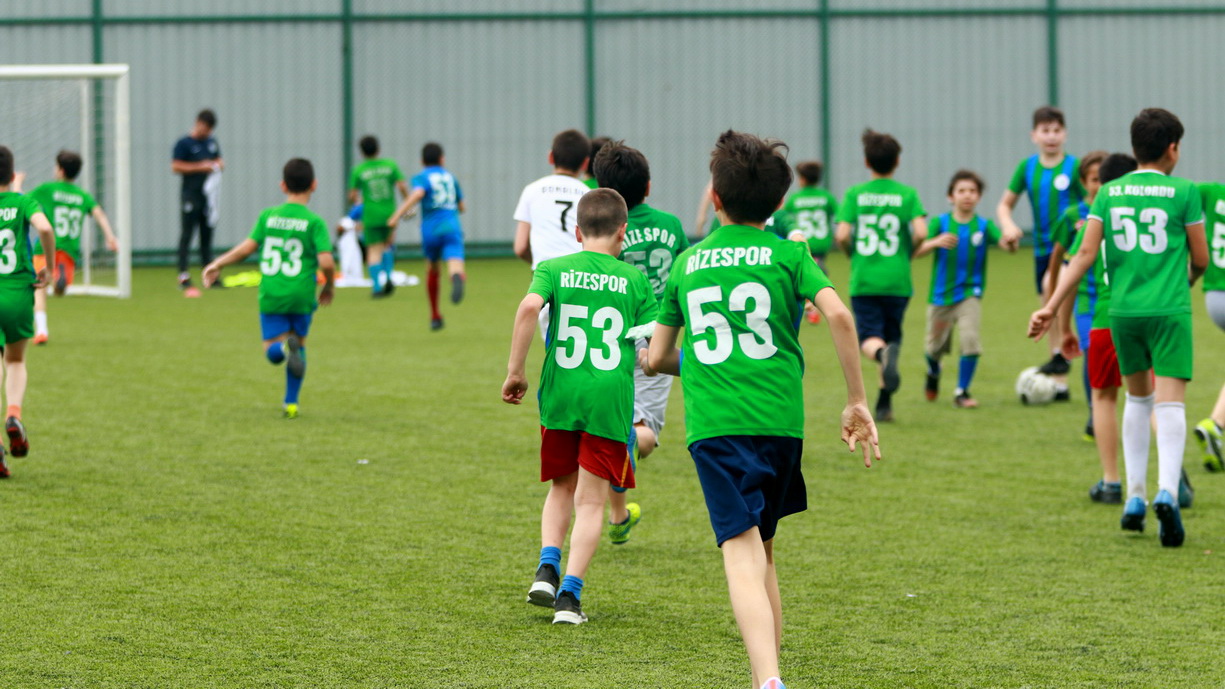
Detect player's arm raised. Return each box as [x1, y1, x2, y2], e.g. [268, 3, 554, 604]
[91, 206, 119, 252]
[645, 324, 681, 377]
[513, 221, 533, 264]
[202, 238, 258, 288]
[1187, 220, 1208, 286]
[1029, 218, 1101, 340]
[30, 211, 54, 288]
[503, 293, 544, 404]
[388, 188, 426, 227]
[813, 287, 879, 467]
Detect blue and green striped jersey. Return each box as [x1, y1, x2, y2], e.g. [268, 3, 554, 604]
[1052, 201, 1098, 315]
[1008, 154, 1084, 258]
[927, 213, 1001, 306]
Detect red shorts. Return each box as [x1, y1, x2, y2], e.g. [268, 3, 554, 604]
[1088, 328, 1122, 390]
[540, 427, 634, 489]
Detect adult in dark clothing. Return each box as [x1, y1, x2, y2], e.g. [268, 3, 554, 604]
[171, 109, 223, 296]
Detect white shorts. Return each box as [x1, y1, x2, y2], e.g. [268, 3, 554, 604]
[633, 360, 673, 440]
[1207, 291, 1225, 331]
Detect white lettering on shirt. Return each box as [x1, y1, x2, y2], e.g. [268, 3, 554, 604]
[857, 193, 903, 207]
[559, 269, 628, 294]
[266, 216, 309, 231]
[685, 246, 774, 274]
[624, 226, 678, 249]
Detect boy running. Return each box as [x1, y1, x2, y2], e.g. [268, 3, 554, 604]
[0, 147, 56, 477]
[915, 170, 1016, 408]
[204, 159, 335, 419]
[1193, 179, 1225, 472]
[834, 129, 929, 421]
[590, 140, 688, 543]
[1030, 109, 1208, 547]
[783, 160, 837, 272]
[646, 130, 879, 689]
[502, 188, 657, 625]
[28, 150, 120, 344]
[348, 135, 407, 298]
[388, 142, 466, 331]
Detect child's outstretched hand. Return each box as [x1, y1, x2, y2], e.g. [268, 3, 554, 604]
[502, 373, 529, 405]
[202, 263, 220, 288]
[841, 403, 880, 468]
[1028, 307, 1055, 340]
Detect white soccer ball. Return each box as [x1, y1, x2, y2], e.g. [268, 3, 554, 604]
[1016, 366, 1059, 405]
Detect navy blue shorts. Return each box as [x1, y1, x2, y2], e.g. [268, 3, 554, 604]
[260, 312, 313, 341]
[689, 435, 806, 546]
[1033, 253, 1052, 295]
[423, 231, 464, 262]
[850, 295, 909, 344]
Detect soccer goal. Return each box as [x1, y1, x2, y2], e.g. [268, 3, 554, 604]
[0, 64, 131, 298]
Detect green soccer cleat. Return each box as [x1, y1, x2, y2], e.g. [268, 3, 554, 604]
[284, 404, 299, 419]
[1194, 419, 1224, 472]
[609, 502, 642, 545]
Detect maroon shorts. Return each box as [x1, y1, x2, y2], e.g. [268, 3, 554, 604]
[1088, 328, 1122, 390]
[540, 427, 634, 489]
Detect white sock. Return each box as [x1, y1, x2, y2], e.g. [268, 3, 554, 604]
[34, 311, 47, 336]
[1122, 393, 1155, 500]
[1154, 402, 1186, 498]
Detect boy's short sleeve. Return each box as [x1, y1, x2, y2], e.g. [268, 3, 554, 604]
[527, 261, 553, 302]
[172, 137, 190, 161]
[834, 191, 856, 224]
[1088, 187, 1107, 221]
[632, 274, 659, 327]
[676, 225, 690, 252]
[656, 259, 685, 327]
[1184, 183, 1205, 227]
[927, 217, 942, 239]
[455, 179, 464, 202]
[1050, 211, 1069, 249]
[793, 243, 834, 300]
[1008, 159, 1028, 194]
[81, 190, 97, 214]
[410, 172, 428, 193]
[513, 185, 533, 223]
[312, 216, 334, 253]
[248, 211, 267, 244]
[827, 190, 838, 217]
[907, 188, 927, 219]
[985, 219, 1002, 244]
[21, 195, 44, 221]
[391, 163, 404, 183]
[347, 166, 360, 191]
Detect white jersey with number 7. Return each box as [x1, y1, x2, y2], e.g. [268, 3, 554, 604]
[514, 174, 588, 269]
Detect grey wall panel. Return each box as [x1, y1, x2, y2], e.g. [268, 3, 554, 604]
[595, 18, 822, 235]
[598, 0, 821, 10]
[105, 0, 340, 16]
[1058, 15, 1225, 185]
[1062, 0, 1222, 7]
[354, 0, 580, 13]
[105, 23, 345, 252]
[828, 17, 1047, 231]
[0, 26, 94, 63]
[0, 0, 89, 18]
[832, 0, 1043, 8]
[352, 20, 585, 245]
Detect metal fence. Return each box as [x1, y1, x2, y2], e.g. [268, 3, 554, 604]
[2, 1, 1224, 262]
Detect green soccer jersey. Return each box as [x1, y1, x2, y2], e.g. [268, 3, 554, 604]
[0, 192, 43, 286]
[348, 158, 404, 228]
[583, 177, 598, 190]
[783, 186, 837, 256]
[529, 251, 658, 442]
[657, 225, 834, 445]
[765, 209, 795, 240]
[28, 181, 96, 261]
[1198, 182, 1225, 292]
[1068, 222, 1112, 329]
[1007, 154, 1085, 257]
[1051, 201, 1099, 315]
[835, 178, 927, 297]
[619, 203, 689, 300]
[1088, 170, 1203, 318]
[926, 213, 1001, 306]
[249, 203, 334, 315]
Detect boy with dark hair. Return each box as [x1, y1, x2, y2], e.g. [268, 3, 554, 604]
[583, 136, 611, 189]
[647, 130, 879, 689]
[916, 170, 1016, 408]
[348, 135, 408, 298]
[503, 187, 657, 625]
[834, 129, 929, 421]
[1194, 178, 1225, 472]
[591, 140, 688, 543]
[28, 150, 120, 344]
[512, 129, 591, 338]
[387, 142, 467, 330]
[171, 108, 223, 297]
[999, 106, 1083, 377]
[0, 145, 56, 476]
[784, 160, 837, 271]
[204, 158, 335, 419]
[1031, 108, 1208, 547]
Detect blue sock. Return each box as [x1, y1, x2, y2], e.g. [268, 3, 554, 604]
[539, 546, 561, 574]
[370, 263, 384, 294]
[559, 574, 584, 601]
[266, 342, 285, 364]
[382, 248, 395, 276]
[925, 354, 940, 377]
[285, 347, 305, 404]
[957, 355, 979, 392]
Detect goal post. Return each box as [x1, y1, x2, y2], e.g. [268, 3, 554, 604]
[0, 64, 131, 298]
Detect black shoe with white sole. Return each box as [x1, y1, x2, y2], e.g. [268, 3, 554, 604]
[526, 564, 559, 607]
[553, 590, 587, 625]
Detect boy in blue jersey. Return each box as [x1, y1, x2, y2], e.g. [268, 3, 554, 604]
[916, 170, 1016, 408]
[997, 106, 1084, 378]
[389, 142, 465, 331]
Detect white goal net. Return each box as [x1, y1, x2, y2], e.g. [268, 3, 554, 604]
[0, 64, 131, 297]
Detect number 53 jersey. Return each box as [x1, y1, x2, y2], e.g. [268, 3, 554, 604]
[835, 178, 926, 298]
[657, 225, 833, 445]
[1088, 170, 1203, 317]
[0, 192, 44, 286]
[529, 251, 658, 442]
[249, 203, 334, 315]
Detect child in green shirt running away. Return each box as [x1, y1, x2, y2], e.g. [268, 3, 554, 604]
[915, 170, 1017, 409]
[204, 159, 336, 419]
[503, 188, 657, 626]
[348, 135, 407, 298]
[1031, 108, 1209, 548]
[646, 130, 879, 689]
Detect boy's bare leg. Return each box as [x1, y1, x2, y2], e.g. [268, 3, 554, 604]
[635, 423, 657, 460]
[564, 467, 608, 580]
[541, 471, 578, 549]
[608, 487, 628, 525]
[1211, 383, 1225, 428]
[763, 539, 781, 656]
[1091, 387, 1120, 483]
[721, 527, 780, 688]
[4, 340, 28, 410]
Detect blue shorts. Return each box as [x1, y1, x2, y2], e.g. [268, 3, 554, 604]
[260, 312, 313, 341]
[423, 231, 464, 262]
[1034, 253, 1052, 295]
[850, 295, 909, 344]
[689, 435, 806, 546]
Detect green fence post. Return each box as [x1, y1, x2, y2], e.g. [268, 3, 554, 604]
[92, 0, 106, 207]
[1047, 0, 1058, 105]
[585, 0, 597, 136]
[819, 0, 832, 188]
[342, 0, 355, 204]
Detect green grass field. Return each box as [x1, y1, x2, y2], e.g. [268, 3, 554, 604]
[2, 251, 1223, 688]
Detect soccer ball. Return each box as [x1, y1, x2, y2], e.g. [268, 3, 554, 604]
[1016, 366, 1059, 405]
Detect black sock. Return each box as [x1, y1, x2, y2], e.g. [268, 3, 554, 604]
[874, 347, 884, 363]
[877, 388, 892, 408]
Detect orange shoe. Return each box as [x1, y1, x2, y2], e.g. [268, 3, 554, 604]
[184, 286, 202, 298]
[33, 333, 48, 346]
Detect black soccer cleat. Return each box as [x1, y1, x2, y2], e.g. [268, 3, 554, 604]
[925, 373, 939, 402]
[552, 590, 588, 625]
[451, 274, 465, 304]
[0, 444, 9, 478]
[1088, 480, 1122, 504]
[6, 416, 28, 458]
[527, 564, 559, 607]
[430, 317, 445, 331]
[1038, 353, 1071, 376]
